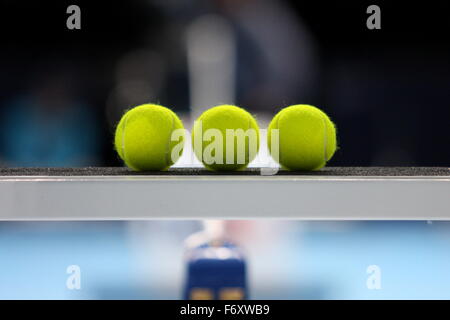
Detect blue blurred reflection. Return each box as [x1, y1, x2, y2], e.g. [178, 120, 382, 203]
[0, 221, 449, 299]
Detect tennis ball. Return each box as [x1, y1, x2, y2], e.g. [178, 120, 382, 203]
[268, 104, 337, 171]
[114, 104, 185, 171]
[192, 105, 260, 171]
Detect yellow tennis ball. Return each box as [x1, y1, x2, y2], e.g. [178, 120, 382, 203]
[114, 104, 185, 171]
[192, 105, 260, 171]
[268, 104, 337, 171]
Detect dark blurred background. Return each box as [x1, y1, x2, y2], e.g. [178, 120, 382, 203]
[0, 0, 449, 167]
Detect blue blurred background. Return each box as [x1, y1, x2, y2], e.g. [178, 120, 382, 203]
[0, 0, 449, 300]
[1, 221, 450, 299]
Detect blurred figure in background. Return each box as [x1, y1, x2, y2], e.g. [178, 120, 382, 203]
[0, 60, 101, 167]
[152, 0, 318, 113]
[215, 0, 319, 111]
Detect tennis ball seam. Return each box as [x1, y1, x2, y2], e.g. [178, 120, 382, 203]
[164, 114, 175, 166]
[322, 113, 328, 164]
[276, 111, 281, 163]
[247, 115, 251, 164]
[121, 112, 129, 165]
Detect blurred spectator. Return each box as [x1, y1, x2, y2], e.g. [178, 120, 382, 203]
[152, 0, 318, 113]
[215, 0, 319, 110]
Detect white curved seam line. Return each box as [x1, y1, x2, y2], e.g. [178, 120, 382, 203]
[322, 115, 328, 163]
[276, 113, 281, 163]
[121, 115, 129, 164]
[247, 116, 251, 165]
[165, 115, 175, 166]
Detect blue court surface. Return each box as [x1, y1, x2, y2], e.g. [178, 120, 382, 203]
[0, 221, 449, 299]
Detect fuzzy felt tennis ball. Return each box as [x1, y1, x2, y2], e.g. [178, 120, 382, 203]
[268, 104, 337, 171]
[115, 104, 185, 171]
[192, 105, 260, 171]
